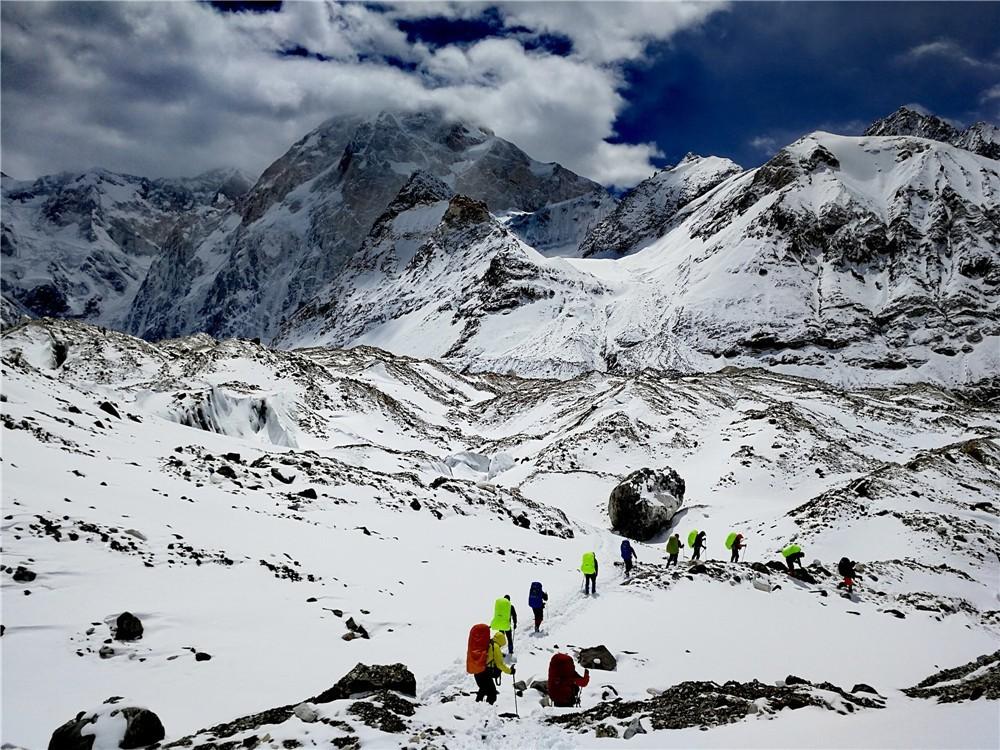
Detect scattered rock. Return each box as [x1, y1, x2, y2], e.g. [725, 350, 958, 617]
[904, 650, 1000, 702]
[49, 706, 164, 750]
[852, 684, 880, 695]
[195, 652, 212, 662]
[115, 612, 143, 641]
[623, 716, 647, 739]
[297, 488, 318, 500]
[529, 679, 548, 696]
[292, 703, 318, 723]
[595, 724, 619, 738]
[98, 402, 121, 419]
[99, 645, 115, 659]
[12, 566, 36, 582]
[215, 465, 238, 480]
[579, 646, 617, 671]
[271, 468, 295, 484]
[608, 467, 685, 541]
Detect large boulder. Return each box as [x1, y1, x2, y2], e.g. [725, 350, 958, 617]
[312, 663, 416, 703]
[114, 612, 143, 641]
[579, 645, 617, 671]
[608, 467, 685, 541]
[49, 707, 164, 750]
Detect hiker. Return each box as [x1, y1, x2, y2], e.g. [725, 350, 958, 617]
[548, 653, 590, 707]
[837, 557, 858, 594]
[468, 625, 514, 705]
[528, 581, 548, 633]
[620, 539, 638, 576]
[692, 531, 707, 561]
[581, 551, 598, 595]
[729, 533, 745, 563]
[782, 544, 805, 573]
[490, 595, 518, 655]
[666, 533, 682, 566]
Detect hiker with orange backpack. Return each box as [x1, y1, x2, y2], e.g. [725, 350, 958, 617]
[548, 653, 590, 707]
[467, 625, 514, 704]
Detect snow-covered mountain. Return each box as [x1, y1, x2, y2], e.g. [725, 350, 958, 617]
[3, 318, 998, 748]
[1, 168, 250, 327]
[125, 111, 615, 343]
[865, 105, 1000, 160]
[578, 154, 742, 257]
[280, 130, 1000, 387]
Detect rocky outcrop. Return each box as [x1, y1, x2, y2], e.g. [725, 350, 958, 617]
[864, 106, 1000, 160]
[578, 645, 617, 671]
[312, 662, 417, 703]
[904, 650, 1000, 702]
[114, 612, 143, 641]
[608, 467, 685, 541]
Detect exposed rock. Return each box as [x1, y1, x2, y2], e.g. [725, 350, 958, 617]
[48, 706, 164, 750]
[114, 612, 143, 641]
[12, 565, 36, 582]
[852, 683, 880, 695]
[623, 716, 647, 739]
[608, 467, 685, 541]
[312, 663, 416, 703]
[595, 724, 619, 738]
[292, 703, 318, 723]
[579, 646, 617, 672]
[271, 468, 295, 484]
[98, 402, 121, 419]
[904, 650, 1000, 702]
[215, 465, 237, 480]
[195, 652, 212, 662]
[296, 488, 318, 500]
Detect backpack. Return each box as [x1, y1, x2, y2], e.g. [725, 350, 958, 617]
[528, 581, 544, 609]
[581, 552, 596, 574]
[490, 598, 512, 631]
[725, 532, 737, 550]
[620, 540, 632, 559]
[687, 530, 699, 548]
[466, 623, 491, 674]
[548, 653, 579, 707]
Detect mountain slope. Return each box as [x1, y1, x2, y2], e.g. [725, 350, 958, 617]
[280, 131, 1000, 387]
[125, 111, 615, 343]
[578, 154, 742, 257]
[0, 168, 250, 328]
[3, 318, 999, 748]
[865, 106, 1000, 160]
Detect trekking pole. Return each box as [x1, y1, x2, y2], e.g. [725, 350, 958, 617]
[512, 676, 519, 717]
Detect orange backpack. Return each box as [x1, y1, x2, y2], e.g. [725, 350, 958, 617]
[466, 623, 491, 674]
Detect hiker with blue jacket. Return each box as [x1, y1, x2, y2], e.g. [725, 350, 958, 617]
[528, 581, 548, 632]
[621, 539, 638, 576]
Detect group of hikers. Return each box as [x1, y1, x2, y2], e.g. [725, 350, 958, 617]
[467, 584, 590, 708]
[467, 534, 860, 709]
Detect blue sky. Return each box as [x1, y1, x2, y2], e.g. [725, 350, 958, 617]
[3, 2, 998, 186]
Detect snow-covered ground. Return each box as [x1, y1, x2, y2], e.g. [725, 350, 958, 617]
[2, 319, 998, 748]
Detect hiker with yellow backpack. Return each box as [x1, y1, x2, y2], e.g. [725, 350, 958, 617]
[581, 551, 598, 595]
[490, 595, 517, 655]
[726, 531, 746, 562]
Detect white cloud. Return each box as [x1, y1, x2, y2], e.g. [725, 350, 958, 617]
[748, 136, 778, 155]
[0, 1, 723, 188]
[901, 39, 999, 70]
[980, 84, 1000, 102]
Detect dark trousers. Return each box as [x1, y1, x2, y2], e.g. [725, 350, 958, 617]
[502, 629, 513, 655]
[584, 573, 597, 594]
[731, 548, 740, 563]
[624, 557, 633, 575]
[532, 607, 544, 631]
[692, 546, 702, 560]
[787, 553, 804, 572]
[474, 671, 497, 704]
[667, 553, 678, 566]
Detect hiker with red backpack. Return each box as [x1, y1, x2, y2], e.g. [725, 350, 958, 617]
[620, 539, 638, 576]
[490, 595, 517, 655]
[548, 653, 590, 707]
[837, 557, 859, 594]
[467, 624, 514, 705]
[528, 582, 548, 633]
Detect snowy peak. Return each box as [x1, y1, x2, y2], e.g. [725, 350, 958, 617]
[579, 153, 741, 257]
[864, 106, 961, 142]
[864, 106, 1000, 160]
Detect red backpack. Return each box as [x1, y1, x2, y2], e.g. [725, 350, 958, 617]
[466, 623, 491, 674]
[548, 653, 578, 706]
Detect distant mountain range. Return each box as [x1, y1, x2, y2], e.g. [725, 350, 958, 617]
[3, 106, 998, 388]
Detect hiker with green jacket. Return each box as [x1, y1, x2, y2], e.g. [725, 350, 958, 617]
[490, 595, 517, 655]
[581, 551, 598, 595]
[666, 533, 683, 566]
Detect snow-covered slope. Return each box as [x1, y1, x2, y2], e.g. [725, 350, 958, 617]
[1, 168, 249, 328]
[578, 154, 742, 257]
[3, 318, 999, 749]
[280, 131, 1000, 387]
[125, 111, 615, 343]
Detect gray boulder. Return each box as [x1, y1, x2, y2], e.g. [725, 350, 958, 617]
[49, 707, 164, 750]
[608, 467, 685, 541]
[579, 646, 617, 671]
[114, 612, 143, 641]
[312, 663, 416, 703]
